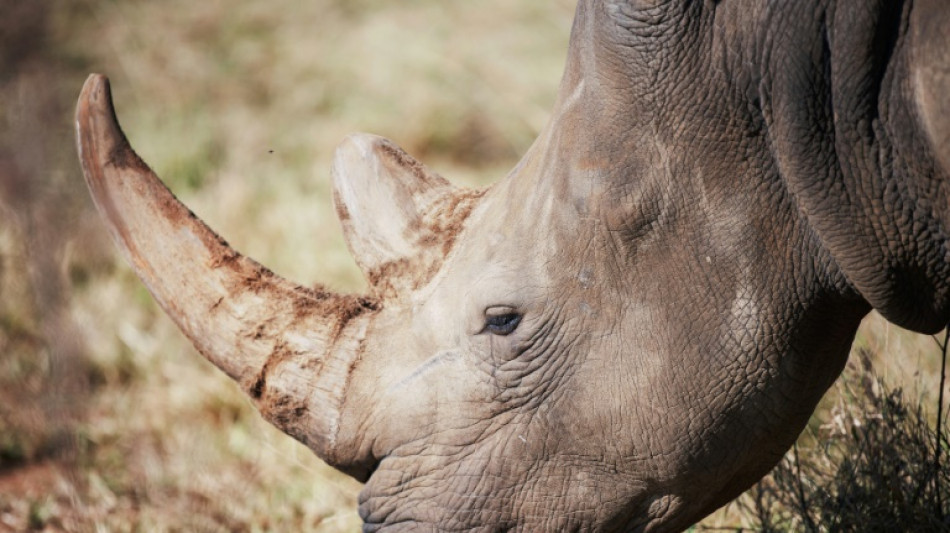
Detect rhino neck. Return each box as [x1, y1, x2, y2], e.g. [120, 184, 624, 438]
[556, 0, 950, 334]
[753, 0, 950, 333]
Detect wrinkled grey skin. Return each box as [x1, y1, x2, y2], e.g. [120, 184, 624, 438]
[76, 0, 950, 531]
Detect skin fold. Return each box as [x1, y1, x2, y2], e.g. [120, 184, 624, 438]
[76, 1, 949, 531]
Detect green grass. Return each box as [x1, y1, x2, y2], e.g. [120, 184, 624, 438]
[1, 1, 947, 530]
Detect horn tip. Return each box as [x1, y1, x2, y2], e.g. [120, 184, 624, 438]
[77, 74, 114, 125]
[81, 73, 110, 95]
[76, 73, 149, 178]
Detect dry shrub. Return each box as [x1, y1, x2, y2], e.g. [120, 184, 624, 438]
[740, 348, 950, 532]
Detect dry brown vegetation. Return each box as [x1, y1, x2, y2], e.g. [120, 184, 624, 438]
[740, 349, 949, 531]
[702, 331, 950, 532]
[1, 1, 947, 531]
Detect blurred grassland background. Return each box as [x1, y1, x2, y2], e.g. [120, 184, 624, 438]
[0, 1, 947, 531]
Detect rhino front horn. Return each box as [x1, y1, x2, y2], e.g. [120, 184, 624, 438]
[75, 74, 381, 480]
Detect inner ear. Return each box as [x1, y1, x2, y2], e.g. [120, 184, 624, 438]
[331, 133, 459, 287]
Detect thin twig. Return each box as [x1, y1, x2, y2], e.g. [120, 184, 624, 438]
[935, 324, 949, 520]
[792, 443, 816, 532]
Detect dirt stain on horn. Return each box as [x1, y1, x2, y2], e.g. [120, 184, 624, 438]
[377, 139, 449, 189]
[292, 285, 380, 341]
[107, 140, 151, 174]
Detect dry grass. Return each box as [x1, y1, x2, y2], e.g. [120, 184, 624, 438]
[1, 1, 947, 531]
[696, 317, 950, 532]
[740, 349, 950, 531]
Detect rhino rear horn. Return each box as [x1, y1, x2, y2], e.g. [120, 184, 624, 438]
[332, 134, 483, 295]
[75, 74, 379, 479]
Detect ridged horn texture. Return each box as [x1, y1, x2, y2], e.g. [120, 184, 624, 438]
[331, 133, 485, 298]
[75, 74, 379, 478]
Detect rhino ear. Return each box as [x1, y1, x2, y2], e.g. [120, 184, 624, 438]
[331, 134, 456, 283]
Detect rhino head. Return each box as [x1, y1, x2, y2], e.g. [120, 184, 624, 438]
[76, 0, 950, 530]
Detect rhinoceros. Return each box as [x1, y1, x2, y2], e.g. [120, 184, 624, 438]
[76, 0, 950, 530]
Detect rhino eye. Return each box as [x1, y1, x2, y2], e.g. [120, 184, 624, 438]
[483, 309, 522, 336]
